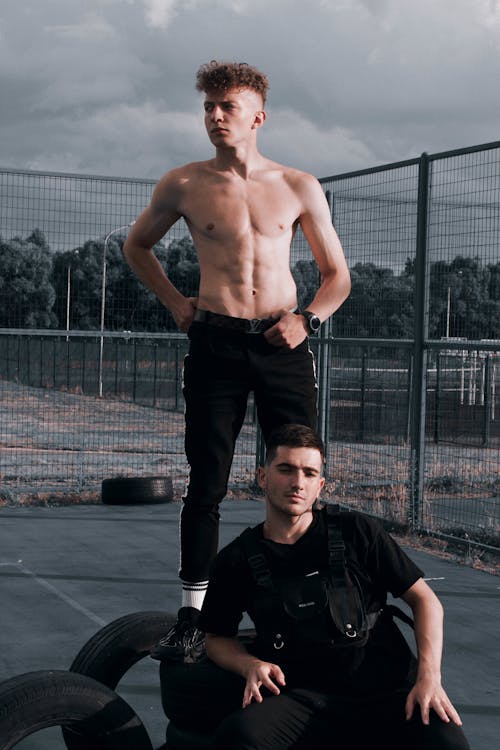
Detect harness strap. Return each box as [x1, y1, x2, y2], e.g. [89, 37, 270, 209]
[239, 527, 273, 590]
[325, 503, 346, 574]
[323, 504, 361, 635]
[385, 604, 415, 630]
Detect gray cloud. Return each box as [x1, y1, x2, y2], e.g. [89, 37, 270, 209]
[0, 0, 499, 180]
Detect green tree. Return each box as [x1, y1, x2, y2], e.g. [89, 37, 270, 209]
[164, 236, 200, 299]
[335, 263, 414, 338]
[485, 262, 500, 339]
[428, 256, 491, 339]
[52, 239, 105, 330]
[0, 230, 57, 328]
[52, 234, 201, 332]
[116, 236, 200, 332]
[292, 259, 319, 310]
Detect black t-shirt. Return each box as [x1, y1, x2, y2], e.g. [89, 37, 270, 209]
[200, 509, 424, 695]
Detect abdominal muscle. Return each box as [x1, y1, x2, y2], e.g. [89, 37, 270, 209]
[195, 239, 299, 319]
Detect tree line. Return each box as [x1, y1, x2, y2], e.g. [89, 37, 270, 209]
[1, 229, 499, 340]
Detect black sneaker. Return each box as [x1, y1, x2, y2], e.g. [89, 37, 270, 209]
[150, 607, 205, 663]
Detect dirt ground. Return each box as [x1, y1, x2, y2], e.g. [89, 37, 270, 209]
[1, 379, 498, 574]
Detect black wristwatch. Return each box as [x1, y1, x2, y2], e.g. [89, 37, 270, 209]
[297, 309, 321, 334]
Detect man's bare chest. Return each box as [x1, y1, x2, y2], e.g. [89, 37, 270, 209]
[180, 180, 300, 241]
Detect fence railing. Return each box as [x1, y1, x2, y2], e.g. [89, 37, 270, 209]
[1, 140, 499, 556]
[1, 330, 498, 554]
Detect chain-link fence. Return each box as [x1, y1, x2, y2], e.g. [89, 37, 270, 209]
[1, 143, 499, 556]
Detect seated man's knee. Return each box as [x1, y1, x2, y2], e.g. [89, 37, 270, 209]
[406, 710, 471, 750]
[213, 709, 263, 750]
[160, 661, 243, 733]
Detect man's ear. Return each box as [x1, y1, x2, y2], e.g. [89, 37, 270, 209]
[317, 476, 326, 497]
[252, 110, 266, 129]
[257, 465, 266, 489]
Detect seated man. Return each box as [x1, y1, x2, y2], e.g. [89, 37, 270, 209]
[161, 424, 470, 750]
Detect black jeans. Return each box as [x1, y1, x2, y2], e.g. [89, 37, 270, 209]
[180, 322, 318, 582]
[160, 659, 471, 750]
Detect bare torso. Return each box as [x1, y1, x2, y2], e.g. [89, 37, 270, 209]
[173, 158, 302, 318]
[124, 85, 350, 339]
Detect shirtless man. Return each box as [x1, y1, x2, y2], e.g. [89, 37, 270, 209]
[123, 61, 351, 661]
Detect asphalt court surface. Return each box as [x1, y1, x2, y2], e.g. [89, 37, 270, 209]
[0, 500, 498, 749]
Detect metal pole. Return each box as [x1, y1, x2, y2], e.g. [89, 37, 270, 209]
[98, 222, 135, 398]
[445, 286, 451, 338]
[409, 153, 430, 532]
[483, 355, 492, 447]
[66, 265, 71, 342]
[434, 352, 440, 444]
[317, 188, 335, 473]
[358, 348, 367, 441]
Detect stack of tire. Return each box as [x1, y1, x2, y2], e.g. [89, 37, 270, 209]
[0, 476, 213, 749]
[0, 611, 216, 749]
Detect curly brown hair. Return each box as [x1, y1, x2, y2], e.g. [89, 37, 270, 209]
[195, 61, 269, 104]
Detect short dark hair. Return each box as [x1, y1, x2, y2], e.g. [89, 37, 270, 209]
[196, 61, 269, 104]
[265, 424, 325, 466]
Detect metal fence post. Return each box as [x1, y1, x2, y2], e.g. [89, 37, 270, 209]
[483, 355, 492, 447]
[153, 343, 158, 408]
[434, 352, 441, 444]
[175, 341, 180, 410]
[133, 339, 137, 402]
[409, 152, 430, 532]
[316, 189, 335, 475]
[82, 339, 86, 394]
[357, 348, 367, 441]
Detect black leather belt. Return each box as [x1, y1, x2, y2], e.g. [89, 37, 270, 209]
[193, 309, 279, 334]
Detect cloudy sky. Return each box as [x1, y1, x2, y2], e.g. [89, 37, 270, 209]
[1, 0, 499, 181]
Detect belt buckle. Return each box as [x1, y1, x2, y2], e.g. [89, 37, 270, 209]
[247, 318, 263, 334]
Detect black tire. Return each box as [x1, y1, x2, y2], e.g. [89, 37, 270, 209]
[65, 612, 174, 750]
[0, 670, 153, 750]
[101, 477, 173, 505]
[68, 611, 176, 689]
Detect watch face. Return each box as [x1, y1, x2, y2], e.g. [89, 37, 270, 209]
[310, 315, 321, 332]
[304, 311, 321, 332]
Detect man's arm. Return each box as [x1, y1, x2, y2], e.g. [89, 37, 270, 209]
[401, 577, 463, 726]
[123, 171, 198, 332]
[205, 633, 286, 708]
[265, 173, 351, 348]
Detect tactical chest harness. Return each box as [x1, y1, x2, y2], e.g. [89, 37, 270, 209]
[238, 504, 414, 654]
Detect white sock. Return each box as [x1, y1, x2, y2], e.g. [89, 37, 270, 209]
[181, 580, 208, 611]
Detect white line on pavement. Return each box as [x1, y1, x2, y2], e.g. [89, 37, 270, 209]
[1, 561, 107, 627]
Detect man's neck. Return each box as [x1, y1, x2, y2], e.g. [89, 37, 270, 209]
[213, 142, 264, 178]
[263, 509, 314, 545]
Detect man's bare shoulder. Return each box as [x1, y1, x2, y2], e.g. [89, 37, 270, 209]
[157, 160, 215, 187]
[151, 161, 215, 209]
[265, 161, 323, 208]
[284, 165, 320, 191]
[262, 159, 319, 190]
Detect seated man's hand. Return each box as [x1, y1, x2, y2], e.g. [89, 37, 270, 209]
[242, 659, 286, 708]
[406, 675, 463, 726]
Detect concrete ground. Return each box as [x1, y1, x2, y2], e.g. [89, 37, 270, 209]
[0, 500, 498, 749]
